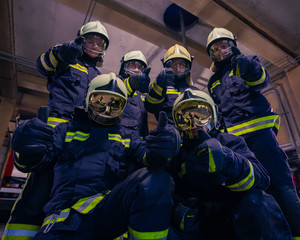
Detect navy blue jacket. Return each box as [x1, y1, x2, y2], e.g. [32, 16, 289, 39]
[36, 45, 101, 121]
[207, 56, 280, 138]
[169, 130, 270, 200]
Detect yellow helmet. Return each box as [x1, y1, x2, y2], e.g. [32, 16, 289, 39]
[163, 44, 192, 65]
[163, 44, 193, 80]
[79, 21, 109, 50]
[206, 27, 236, 55]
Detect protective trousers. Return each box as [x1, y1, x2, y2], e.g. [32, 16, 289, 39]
[245, 129, 300, 238]
[33, 168, 174, 240]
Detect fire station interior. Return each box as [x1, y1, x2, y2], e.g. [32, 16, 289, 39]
[0, 0, 300, 226]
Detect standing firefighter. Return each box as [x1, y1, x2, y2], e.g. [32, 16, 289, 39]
[206, 27, 300, 238]
[8, 73, 181, 240]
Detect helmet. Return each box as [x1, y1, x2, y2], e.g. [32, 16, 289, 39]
[172, 89, 217, 139]
[206, 28, 236, 62]
[79, 21, 109, 50]
[85, 73, 127, 125]
[163, 44, 193, 80]
[119, 50, 147, 77]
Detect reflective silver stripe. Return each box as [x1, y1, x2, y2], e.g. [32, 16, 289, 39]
[166, 88, 180, 95]
[3, 229, 38, 237]
[65, 131, 90, 142]
[245, 67, 266, 86]
[47, 117, 69, 128]
[227, 160, 255, 191]
[40, 53, 54, 71]
[152, 80, 163, 96]
[49, 50, 58, 68]
[69, 63, 88, 74]
[226, 115, 280, 136]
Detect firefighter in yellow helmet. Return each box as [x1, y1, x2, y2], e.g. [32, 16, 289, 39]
[145, 44, 197, 124]
[206, 27, 300, 239]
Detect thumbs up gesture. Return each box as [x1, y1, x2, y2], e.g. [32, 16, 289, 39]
[143, 111, 182, 168]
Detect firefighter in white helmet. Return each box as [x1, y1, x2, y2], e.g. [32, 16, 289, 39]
[206, 27, 300, 238]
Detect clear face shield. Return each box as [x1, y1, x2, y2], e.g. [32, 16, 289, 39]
[87, 92, 126, 125]
[174, 100, 214, 136]
[209, 40, 235, 62]
[123, 60, 145, 76]
[166, 58, 191, 79]
[83, 34, 107, 58]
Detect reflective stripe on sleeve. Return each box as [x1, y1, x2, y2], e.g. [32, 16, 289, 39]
[227, 160, 255, 192]
[47, 117, 69, 128]
[108, 134, 130, 148]
[245, 67, 266, 86]
[40, 53, 54, 72]
[2, 223, 40, 239]
[65, 131, 90, 142]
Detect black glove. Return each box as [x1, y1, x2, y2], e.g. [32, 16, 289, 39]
[126, 67, 151, 95]
[231, 46, 253, 78]
[143, 111, 182, 169]
[11, 113, 54, 172]
[193, 138, 224, 173]
[57, 36, 84, 64]
[155, 61, 174, 88]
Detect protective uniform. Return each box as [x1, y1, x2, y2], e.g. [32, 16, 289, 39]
[2, 21, 110, 240]
[6, 73, 181, 240]
[118, 50, 150, 138]
[167, 89, 292, 240]
[206, 27, 300, 239]
[145, 44, 197, 124]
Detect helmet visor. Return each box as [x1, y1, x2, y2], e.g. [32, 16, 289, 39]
[88, 92, 126, 125]
[124, 60, 145, 76]
[167, 58, 190, 78]
[84, 34, 107, 57]
[209, 40, 234, 62]
[174, 100, 214, 132]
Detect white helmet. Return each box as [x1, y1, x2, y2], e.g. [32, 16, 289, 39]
[119, 50, 148, 77]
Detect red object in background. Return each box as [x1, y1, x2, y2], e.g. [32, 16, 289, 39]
[3, 149, 14, 177]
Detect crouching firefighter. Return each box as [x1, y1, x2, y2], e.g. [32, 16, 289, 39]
[166, 89, 292, 240]
[6, 73, 182, 240]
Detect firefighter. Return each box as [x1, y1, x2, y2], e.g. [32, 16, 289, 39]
[118, 50, 151, 138]
[2, 20, 110, 240]
[206, 27, 300, 239]
[167, 89, 292, 239]
[145, 44, 198, 124]
[8, 73, 181, 240]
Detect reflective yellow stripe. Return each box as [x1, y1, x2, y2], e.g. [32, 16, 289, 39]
[108, 133, 130, 148]
[40, 53, 54, 71]
[146, 94, 164, 104]
[42, 209, 71, 227]
[152, 80, 163, 96]
[72, 192, 110, 214]
[178, 162, 186, 177]
[166, 89, 180, 95]
[49, 50, 58, 68]
[128, 226, 169, 240]
[47, 117, 69, 128]
[69, 63, 88, 74]
[245, 67, 266, 86]
[125, 77, 133, 95]
[2, 223, 40, 239]
[208, 147, 216, 173]
[65, 131, 90, 142]
[227, 160, 255, 191]
[226, 115, 280, 136]
[210, 80, 220, 93]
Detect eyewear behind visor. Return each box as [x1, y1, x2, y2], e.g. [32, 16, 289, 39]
[209, 40, 234, 62]
[124, 61, 145, 76]
[166, 58, 190, 77]
[174, 101, 213, 132]
[89, 93, 126, 117]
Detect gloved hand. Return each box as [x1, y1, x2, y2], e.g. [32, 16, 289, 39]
[57, 36, 84, 64]
[155, 61, 174, 88]
[231, 46, 253, 78]
[143, 111, 182, 169]
[193, 138, 224, 173]
[11, 117, 54, 172]
[126, 67, 151, 94]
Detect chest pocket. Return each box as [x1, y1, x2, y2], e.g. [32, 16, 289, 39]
[227, 71, 248, 96]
